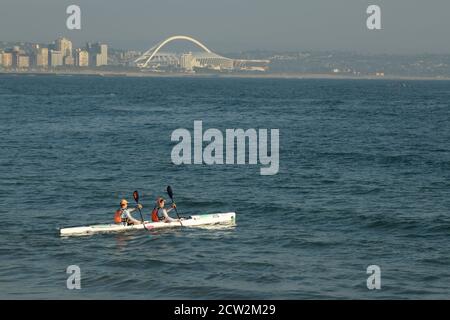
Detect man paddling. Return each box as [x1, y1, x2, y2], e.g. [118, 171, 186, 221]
[116, 199, 143, 225]
[152, 197, 179, 223]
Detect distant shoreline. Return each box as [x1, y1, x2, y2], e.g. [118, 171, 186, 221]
[1, 70, 450, 81]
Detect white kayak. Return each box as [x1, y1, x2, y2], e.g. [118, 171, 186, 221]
[60, 212, 236, 236]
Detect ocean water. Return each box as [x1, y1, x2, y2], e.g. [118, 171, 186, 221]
[0, 75, 449, 299]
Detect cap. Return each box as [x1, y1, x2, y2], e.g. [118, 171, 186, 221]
[156, 197, 165, 203]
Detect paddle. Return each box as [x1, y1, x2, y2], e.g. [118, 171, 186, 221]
[166, 185, 183, 226]
[133, 190, 147, 230]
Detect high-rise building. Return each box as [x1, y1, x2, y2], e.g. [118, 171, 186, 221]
[55, 37, 74, 66]
[0, 51, 3, 67]
[2, 52, 13, 68]
[75, 49, 89, 67]
[17, 55, 30, 69]
[12, 47, 26, 68]
[87, 43, 108, 67]
[97, 44, 108, 66]
[30, 44, 39, 67]
[56, 37, 72, 58]
[36, 47, 49, 68]
[180, 53, 195, 71]
[10, 46, 30, 69]
[31, 45, 49, 68]
[49, 50, 63, 67]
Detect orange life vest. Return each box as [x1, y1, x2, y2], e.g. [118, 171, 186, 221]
[151, 208, 161, 222]
[114, 209, 123, 224]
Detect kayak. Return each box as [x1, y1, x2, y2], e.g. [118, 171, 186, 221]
[60, 212, 236, 236]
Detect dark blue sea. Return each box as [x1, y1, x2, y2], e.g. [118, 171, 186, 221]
[0, 75, 449, 299]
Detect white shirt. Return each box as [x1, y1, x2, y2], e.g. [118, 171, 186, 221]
[120, 207, 138, 221]
[158, 207, 176, 222]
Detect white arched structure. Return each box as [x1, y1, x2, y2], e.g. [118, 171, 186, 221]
[135, 35, 212, 68]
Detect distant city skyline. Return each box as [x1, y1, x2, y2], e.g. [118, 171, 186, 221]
[0, 37, 108, 70]
[3, 34, 450, 78]
[1, 0, 450, 54]
[0, 35, 271, 73]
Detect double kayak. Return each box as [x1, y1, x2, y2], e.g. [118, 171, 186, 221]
[60, 212, 236, 236]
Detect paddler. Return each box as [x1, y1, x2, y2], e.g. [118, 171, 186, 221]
[151, 197, 179, 222]
[115, 199, 143, 225]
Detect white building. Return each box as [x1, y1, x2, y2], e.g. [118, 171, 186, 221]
[180, 53, 195, 71]
[56, 37, 73, 59]
[35, 47, 49, 68]
[87, 43, 108, 67]
[191, 52, 234, 70]
[49, 50, 63, 67]
[75, 49, 89, 67]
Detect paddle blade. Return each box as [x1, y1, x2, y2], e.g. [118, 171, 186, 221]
[167, 186, 174, 200]
[133, 190, 139, 203]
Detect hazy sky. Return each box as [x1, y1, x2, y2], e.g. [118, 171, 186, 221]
[1, 0, 449, 54]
